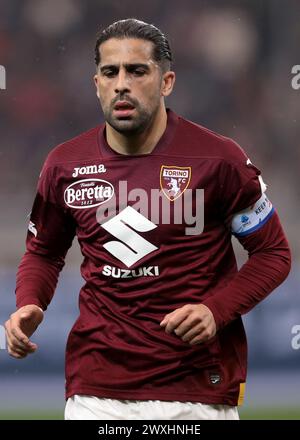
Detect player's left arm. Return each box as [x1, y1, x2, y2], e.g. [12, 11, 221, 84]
[201, 206, 291, 331]
[160, 198, 291, 344]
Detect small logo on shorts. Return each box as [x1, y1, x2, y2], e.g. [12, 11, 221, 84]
[209, 373, 221, 385]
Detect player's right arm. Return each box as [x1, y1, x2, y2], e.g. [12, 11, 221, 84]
[8, 159, 76, 357]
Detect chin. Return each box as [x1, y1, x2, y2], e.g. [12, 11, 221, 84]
[112, 119, 142, 134]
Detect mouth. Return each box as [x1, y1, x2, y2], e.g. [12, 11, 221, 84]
[113, 101, 135, 118]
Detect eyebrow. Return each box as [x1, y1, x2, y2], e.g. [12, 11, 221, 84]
[99, 63, 150, 73]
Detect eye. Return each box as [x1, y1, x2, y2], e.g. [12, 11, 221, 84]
[103, 69, 117, 78]
[133, 69, 146, 76]
[127, 67, 146, 76]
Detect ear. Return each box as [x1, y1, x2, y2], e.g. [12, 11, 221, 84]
[93, 74, 100, 98]
[161, 71, 176, 97]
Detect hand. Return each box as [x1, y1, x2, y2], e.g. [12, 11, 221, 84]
[5, 305, 44, 359]
[160, 304, 216, 345]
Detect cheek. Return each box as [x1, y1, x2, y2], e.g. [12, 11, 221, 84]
[138, 81, 161, 101]
[145, 84, 162, 103]
[98, 87, 110, 106]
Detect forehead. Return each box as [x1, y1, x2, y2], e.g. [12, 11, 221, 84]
[99, 38, 155, 65]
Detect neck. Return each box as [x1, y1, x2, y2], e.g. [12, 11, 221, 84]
[105, 105, 167, 155]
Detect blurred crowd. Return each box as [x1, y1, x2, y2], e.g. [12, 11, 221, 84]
[0, 0, 299, 263]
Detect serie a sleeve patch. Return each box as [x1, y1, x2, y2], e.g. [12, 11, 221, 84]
[231, 193, 274, 237]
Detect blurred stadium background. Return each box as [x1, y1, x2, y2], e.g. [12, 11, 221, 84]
[0, 0, 299, 420]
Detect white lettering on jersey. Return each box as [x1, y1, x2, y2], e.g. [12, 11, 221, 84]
[102, 265, 160, 278]
[28, 221, 37, 237]
[231, 193, 274, 237]
[64, 179, 114, 209]
[72, 164, 106, 178]
[101, 206, 158, 268]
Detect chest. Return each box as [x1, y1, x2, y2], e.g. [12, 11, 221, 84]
[56, 156, 222, 237]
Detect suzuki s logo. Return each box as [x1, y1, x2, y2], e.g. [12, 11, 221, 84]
[101, 206, 158, 268]
[160, 166, 191, 201]
[64, 179, 114, 209]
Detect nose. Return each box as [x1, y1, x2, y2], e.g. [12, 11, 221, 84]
[114, 68, 131, 95]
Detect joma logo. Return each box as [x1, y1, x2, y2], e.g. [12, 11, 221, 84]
[72, 164, 106, 178]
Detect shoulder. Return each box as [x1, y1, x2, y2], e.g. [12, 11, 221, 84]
[43, 126, 101, 169]
[175, 113, 249, 165]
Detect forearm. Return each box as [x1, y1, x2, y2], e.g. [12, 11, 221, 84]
[202, 212, 291, 329]
[16, 251, 65, 310]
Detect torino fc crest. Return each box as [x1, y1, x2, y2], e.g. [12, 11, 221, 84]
[160, 166, 192, 201]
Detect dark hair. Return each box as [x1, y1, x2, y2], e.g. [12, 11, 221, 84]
[95, 18, 173, 72]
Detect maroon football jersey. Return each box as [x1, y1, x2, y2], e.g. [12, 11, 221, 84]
[16, 109, 290, 406]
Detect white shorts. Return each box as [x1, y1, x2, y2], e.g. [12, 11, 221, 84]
[65, 395, 239, 420]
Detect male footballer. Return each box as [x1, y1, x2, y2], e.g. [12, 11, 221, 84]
[5, 19, 291, 420]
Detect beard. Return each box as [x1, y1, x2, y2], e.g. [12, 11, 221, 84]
[103, 96, 160, 136]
